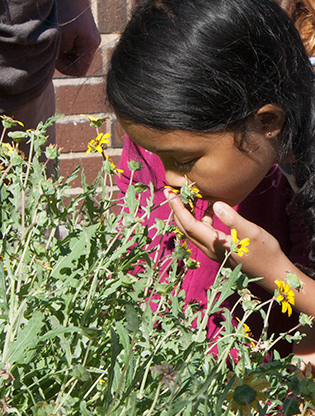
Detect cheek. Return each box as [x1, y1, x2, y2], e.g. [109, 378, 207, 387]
[190, 159, 268, 201]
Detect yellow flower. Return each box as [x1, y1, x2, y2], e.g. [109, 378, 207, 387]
[275, 280, 295, 317]
[1, 143, 14, 156]
[165, 177, 202, 212]
[179, 240, 191, 253]
[174, 227, 185, 239]
[164, 185, 180, 194]
[105, 154, 124, 176]
[0, 115, 24, 127]
[36, 260, 52, 270]
[236, 317, 256, 348]
[81, 114, 108, 128]
[227, 372, 268, 415]
[187, 185, 202, 199]
[86, 133, 110, 156]
[231, 229, 250, 257]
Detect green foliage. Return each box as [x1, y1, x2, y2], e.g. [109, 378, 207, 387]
[0, 119, 313, 415]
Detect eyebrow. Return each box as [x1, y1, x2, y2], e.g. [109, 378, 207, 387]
[153, 147, 190, 154]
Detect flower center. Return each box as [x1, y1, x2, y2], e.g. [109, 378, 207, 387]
[234, 385, 257, 405]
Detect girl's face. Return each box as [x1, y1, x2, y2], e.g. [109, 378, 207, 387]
[120, 119, 280, 207]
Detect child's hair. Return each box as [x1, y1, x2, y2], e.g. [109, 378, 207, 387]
[106, 0, 315, 256]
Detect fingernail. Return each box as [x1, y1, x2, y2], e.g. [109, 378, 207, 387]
[164, 189, 171, 199]
[213, 202, 226, 215]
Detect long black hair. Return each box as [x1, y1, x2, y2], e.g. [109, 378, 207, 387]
[107, 0, 315, 258]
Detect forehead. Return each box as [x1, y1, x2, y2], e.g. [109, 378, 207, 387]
[119, 120, 223, 154]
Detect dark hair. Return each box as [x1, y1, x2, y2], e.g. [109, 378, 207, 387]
[107, 0, 315, 258]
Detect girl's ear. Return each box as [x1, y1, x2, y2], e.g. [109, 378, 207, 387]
[251, 104, 285, 139]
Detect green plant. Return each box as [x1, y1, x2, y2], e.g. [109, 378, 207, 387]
[0, 116, 314, 415]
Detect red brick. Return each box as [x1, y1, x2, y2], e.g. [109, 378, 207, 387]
[106, 46, 115, 66]
[55, 81, 107, 115]
[56, 119, 108, 153]
[59, 155, 121, 187]
[97, 0, 128, 34]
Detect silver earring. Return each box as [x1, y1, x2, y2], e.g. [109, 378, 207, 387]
[267, 132, 273, 137]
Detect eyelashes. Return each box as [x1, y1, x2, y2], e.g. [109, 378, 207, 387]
[173, 158, 196, 171]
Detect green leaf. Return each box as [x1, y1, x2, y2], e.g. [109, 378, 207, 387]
[212, 263, 242, 311]
[124, 185, 139, 215]
[52, 224, 99, 278]
[125, 304, 139, 332]
[299, 313, 313, 327]
[286, 272, 303, 291]
[134, 182, 148, 193]
[72, 365, 90, 382]
[282, 398, 301, 416]
[104, 327, 120, 410]
[39, 326, 82, 341]
[0, 263, 8, 313]
[7, 131, 29, 142]
[6, 311, 45, 364]
[79, 401, 94, 416]
[116, 321, 131, 362]
[127, 160, 143, 172]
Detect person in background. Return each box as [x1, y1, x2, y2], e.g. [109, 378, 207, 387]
[276, 0, 315, 57]
[0, 0, 100, 146]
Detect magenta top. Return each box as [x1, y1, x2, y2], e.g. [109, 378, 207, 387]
[117, 135, 313, 356]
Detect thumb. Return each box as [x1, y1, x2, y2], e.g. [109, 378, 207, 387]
[213, 201, 250, 238]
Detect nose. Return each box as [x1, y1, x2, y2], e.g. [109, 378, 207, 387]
[164, 169, 186, 188]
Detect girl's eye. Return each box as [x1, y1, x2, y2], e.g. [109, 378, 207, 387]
[173, 158, 196, 171]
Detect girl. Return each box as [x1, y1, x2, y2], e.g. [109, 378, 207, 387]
[106, 0, 315, 363]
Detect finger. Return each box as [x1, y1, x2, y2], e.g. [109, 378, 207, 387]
[213, 201, 253, 238]
[73, 32, 101, 75]
[212, 201, 280, 256]
[201, 205, 214, 227]
[56, 40, 99, 77]
[165, 191, 228, 261]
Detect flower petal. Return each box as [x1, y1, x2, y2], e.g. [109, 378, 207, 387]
[231, 229, 238, 244]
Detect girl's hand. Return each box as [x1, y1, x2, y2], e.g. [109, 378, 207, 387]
[165, 191, 315, 369]
[164, 190, 290, 284]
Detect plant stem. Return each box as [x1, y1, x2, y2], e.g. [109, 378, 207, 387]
[83, 371, 107, 400]
[144, 381, 162, 416]
[105, 330, 137, 416]
[0, 126, 6, 144]
[138, 328, 178, 397]
[245, 400, 252, 416]
[0, 162, 13, 187]
[193, 286, 220, 344]
[82, 258, 105, 323]
[301, 401, 312, 416]
[53, 377, 78, 414]
[2, 292, 33, 362]
[267, 321, 304, 352]
[21, 131, 35, 235]
[258, 298, 274, 343]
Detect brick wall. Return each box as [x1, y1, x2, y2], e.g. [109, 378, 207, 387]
[53, 0, 133, 204]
